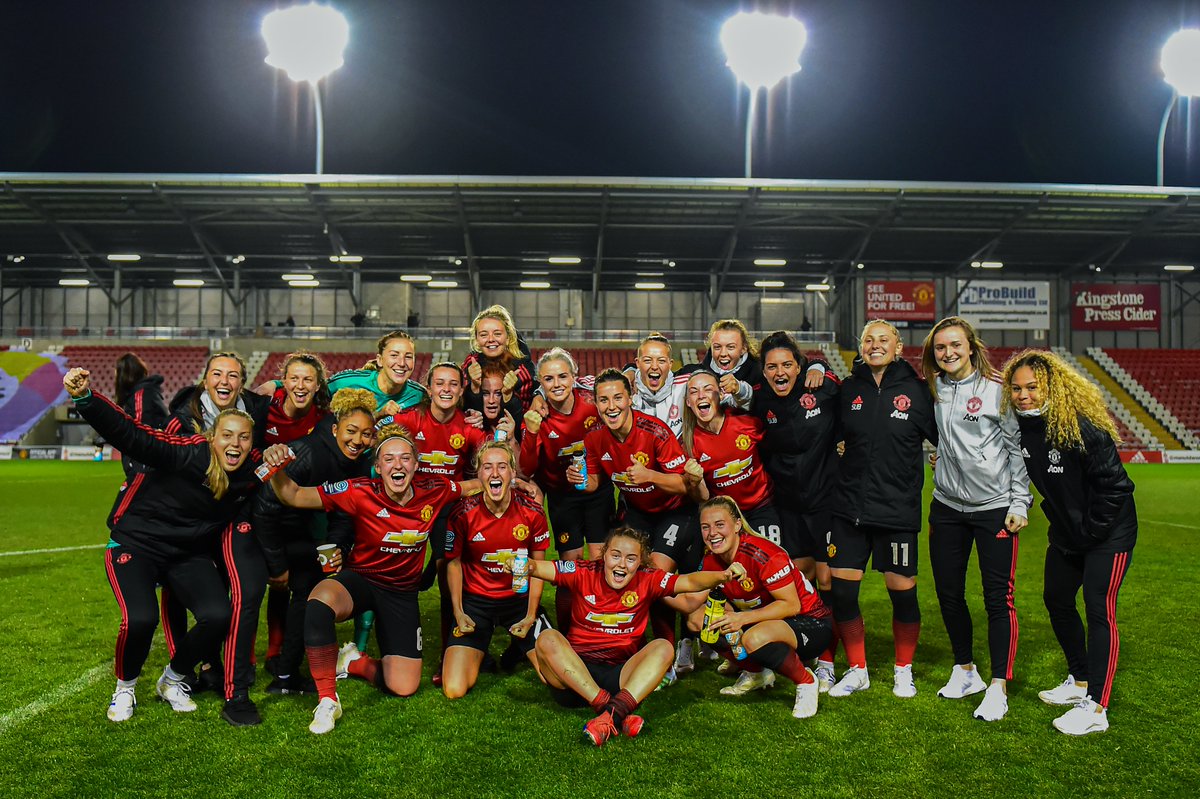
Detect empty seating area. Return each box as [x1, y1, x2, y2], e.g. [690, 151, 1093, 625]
[1105, 349, 1200, 439]
[60, 345, 209, 399]
[531, 348, 637, 377]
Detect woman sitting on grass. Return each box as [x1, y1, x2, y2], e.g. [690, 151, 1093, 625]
[63, 366, 255, 725]
[519, 526, 744, 747]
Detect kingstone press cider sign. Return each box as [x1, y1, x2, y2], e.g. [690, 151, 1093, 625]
[1070, 284, 1160, 331]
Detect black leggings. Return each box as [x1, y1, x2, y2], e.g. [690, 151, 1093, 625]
[928, 501, 1020, 680]
[104, 545, 230, 681]
[1043, 544, 1131, 707]
[276, 538, 325, 677]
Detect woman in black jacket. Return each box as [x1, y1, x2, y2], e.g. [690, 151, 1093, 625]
[827, 320, 937, 701]
[113, 352, 168, 479]
[64, 366, 256, 725]
[1003, 349, 1136, 736]
[255, 388, 376, 695]
[462, 305, 536, 413]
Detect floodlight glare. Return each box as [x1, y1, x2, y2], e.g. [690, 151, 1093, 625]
[805, 283, 832, 292]
[721, 12, 807, 91]
[400, 274, 432, 282]
[755, 280, 785, 288]
[754, 258, 787, 266]
[520, 281, 551, 289]
[288, 279, 320, 287]
[282, 273, 313, 281]
[427, 280, 459, 288]
[1162, 29, 1200, 96]
[173, 279, 206, 287]
[107, 253, 141, 262]
[262, 4, 349, 84]
[548, 256, 582, 265]
[59, 279, 91, 287]
[635, 282, 666, 290]
[1164, 264, 1195, 272]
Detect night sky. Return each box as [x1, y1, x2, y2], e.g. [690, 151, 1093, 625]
[3, 0, 1199, 185]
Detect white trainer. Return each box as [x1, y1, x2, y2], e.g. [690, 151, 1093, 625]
[674, 639, 696, 675]
[720, 668, 776, 696]
[973, 682, 1009, 722]
[716, 658, 737, 676]
[654, 666, 678, 692]
[1053, 698, 1108, 736]
[829, 666, 870, 697]
[155, 672, 197, 713]
[938, 664, 986, 699]
[309, 696, 343, 734]
[336, 642, 362, 680]
[698, 642, 721, 662]
[814, 661, 835, 694]
[791, 670, 819, 719]
[107, 686, 136, 722]
[893, 664, 916, 698]
[1038, 675, 1088, 706]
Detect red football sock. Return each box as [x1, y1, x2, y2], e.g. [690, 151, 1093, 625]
[893, 620, 920, 667]
[776, 651, 814, 684]
[306, 642, 339, 701]
[840, 616, 867, 669]
[607, 689, 639, 726]
[266, 586, 288, 659]
[589, 688, 612, 713]
[348, 654, 380, 683]
[650, 602, 676, 646]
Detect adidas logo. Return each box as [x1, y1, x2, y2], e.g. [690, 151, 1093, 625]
[376, 509, 390, 518]
[699, 453, 711, 462]
[416, 432, 426, 440]
[601, 453, 612, 462]
[266, 426, 278, 436]
[548, 431, 559, 439]
[472, 532, 485, 542]
[801, 633, 809, 646]
[850, 395, 863, 411]
[584, 594, 596, 604]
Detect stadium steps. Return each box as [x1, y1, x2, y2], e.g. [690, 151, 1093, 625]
[1051, 348, 1158, 450]
[1075, 352, 1178, 449]
[1087, 347, 1198, 449]
[817, 343, 848, 379]
[244, 351, 270, 388]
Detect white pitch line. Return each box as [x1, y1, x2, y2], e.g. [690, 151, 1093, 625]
[0, 662, 110, 736]
[0, 544, 105, 558]
[1144, 519, 1197, 530]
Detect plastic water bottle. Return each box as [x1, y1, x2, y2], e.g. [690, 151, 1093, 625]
[494, 427, 508, 442]
[572, 452, 588, 491]
[700, 587, 727, 644]
[725, 630, 748, 660]
[511, 547, 529, 594]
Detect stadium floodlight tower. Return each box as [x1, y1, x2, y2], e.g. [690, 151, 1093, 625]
[261, 3, 350, 174]
[720, 11, 807, 178]
[1157, 28, 1200, 186]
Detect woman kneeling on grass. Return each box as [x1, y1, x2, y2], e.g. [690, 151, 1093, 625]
[264, 424, 471, 734]
[676, 497, 833, 719]
[64, 367, 254, 724]
[519, 526, 744, 746]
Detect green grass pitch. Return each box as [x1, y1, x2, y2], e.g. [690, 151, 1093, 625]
[0, 460, 1197, 797]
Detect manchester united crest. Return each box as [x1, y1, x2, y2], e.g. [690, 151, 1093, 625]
[894, 394, 911, 412]
[632, 451, 650, 466]
[620, 590, 639, 608]
[449, 433, 466, 450]
[735, 434, 751, 451]
[800, 393, 816, 410]
[966, 396, 983, 414]
[420, 504, 434, 522]
[513, 524, 530, 541]
[558, 532, 569, 545]
[827, 543, 837, 559]
[739, 575, 754, 591]
[584, 416, 597, 430]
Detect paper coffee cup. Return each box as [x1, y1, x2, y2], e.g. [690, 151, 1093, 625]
[316, 544, 339, 574]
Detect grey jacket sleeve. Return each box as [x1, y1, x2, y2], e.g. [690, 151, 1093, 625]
[1000, 407, 1033, 518]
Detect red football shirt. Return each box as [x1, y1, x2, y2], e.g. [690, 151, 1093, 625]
[265, 387, 328, 445]
[554, 559, 680, 664]
[390, 407, 487, 481]
[319, 475, 460, 591]
[445, 490, 551, 599]
[689, 412, 773, 511]
[519, 388, 600, 492]
[583, 410, 687, 513]
[701, 535, 829, 619]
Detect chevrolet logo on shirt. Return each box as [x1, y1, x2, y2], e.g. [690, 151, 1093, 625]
[419, 451, 460, 467]
[382, 530, 428, 546]
[585, 611, 636, 627]
[481, 549, 517, 564]
[556, 441, 584, 458]
[713, 457, 752, 479]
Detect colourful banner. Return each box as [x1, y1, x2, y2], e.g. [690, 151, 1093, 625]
[865, 280, 936, 322]
[1071, 284, 1160, 331]
[956, 280, 1051, 330]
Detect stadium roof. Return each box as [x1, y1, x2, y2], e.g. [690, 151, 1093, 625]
[2, 174, 1198, 307]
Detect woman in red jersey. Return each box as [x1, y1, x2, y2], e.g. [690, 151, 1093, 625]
[257, 351, 332, 446]
[524, 526, 744, 746]
[679, 370, 781, 544]
[677, 497, 833, 719]
[442, 442, 552, 698]
[264, 425, 466, 735]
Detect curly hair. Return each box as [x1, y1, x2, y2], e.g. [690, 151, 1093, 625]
[329, 388, 377, 421]
[1000, 349, 1119, 451]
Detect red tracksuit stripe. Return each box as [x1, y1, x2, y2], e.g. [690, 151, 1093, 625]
[112, 472, 145, 526]
[1100, 551, 1128, 707]
[1005, 534, 1019, 681]
[160, 586, 178, 659]
[104, 549, 130, 680]
[222, 524, 240, 700]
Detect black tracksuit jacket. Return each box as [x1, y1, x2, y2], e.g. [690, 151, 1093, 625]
[833, 358, 938, 531]
[751, 368, 841, 515]
[1016, 413, 1137, 555]
[165, 384, 271, 449]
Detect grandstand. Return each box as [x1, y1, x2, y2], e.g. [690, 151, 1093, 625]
[59, 345, 209, 400]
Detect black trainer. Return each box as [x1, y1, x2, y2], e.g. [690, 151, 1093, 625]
[221, 693, 261, 727]
[266, 675, 318, 696]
